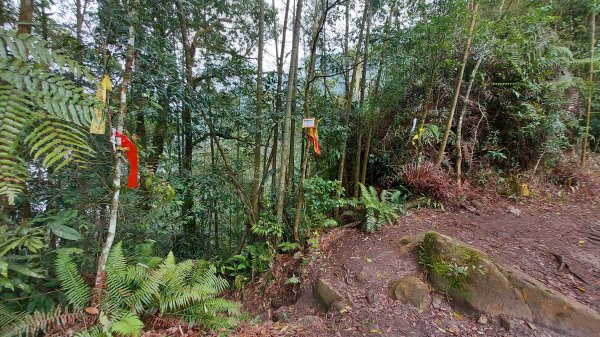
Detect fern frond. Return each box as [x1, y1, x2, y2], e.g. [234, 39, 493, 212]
[109, 312, 143, 337]
[0, 306, 85, 337]
[55, 253, 92, 309]
[24, 118, 94, 170]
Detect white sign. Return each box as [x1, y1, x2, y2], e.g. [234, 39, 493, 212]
[302, 118, 316, 128]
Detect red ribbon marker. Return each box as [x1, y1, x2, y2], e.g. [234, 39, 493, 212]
[114, 131, 139, 188]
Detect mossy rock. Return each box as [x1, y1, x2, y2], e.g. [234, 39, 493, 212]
[417, 231, 600, 337]
[390, 275, 431, 312]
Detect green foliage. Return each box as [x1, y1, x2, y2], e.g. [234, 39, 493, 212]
[356, 184, 407, 233]
[55, 249, 91, 309]
[221, 242, 275, 289]
[418, 233, 484, 297]
[0, 304, 86, 337]
[0, 223, 46, 293]
[0, 29, 96, 203]
[302, 178, 345, 232]
[43, 242, 239, 335]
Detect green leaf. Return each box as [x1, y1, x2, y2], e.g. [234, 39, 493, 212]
[110, 313, 144, 337]
[49, 223, 82, 241]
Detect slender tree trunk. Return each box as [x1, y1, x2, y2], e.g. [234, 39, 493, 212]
[270, 0, 291, 194]
[276, 0, 304, 224]
[251, 0, 265, 224]
[361, 3, 396, 185]
[76, 0, 83, 42]
[95, 0, 138, 292]
[455, 57, 482, 185]
[293, 0, 332, 241]
[353, 14, 372, 197]
[435, 2, 479, 167]
[336, 0, 370, 215]
[582, 11, 596, 166]
[17, 0, 33, 35]
[0, 0, 5, 27]
[176, 1, 196, 235]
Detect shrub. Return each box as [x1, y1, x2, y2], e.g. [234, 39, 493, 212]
[401, 161, 455, 203]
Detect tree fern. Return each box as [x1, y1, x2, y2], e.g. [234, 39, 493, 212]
[0, 28, 97, 202]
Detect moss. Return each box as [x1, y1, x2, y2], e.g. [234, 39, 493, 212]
[418, 232, 484, 300]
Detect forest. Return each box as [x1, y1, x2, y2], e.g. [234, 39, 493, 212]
[0, 0, 598, 336]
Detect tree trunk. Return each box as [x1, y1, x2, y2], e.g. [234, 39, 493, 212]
[361, 3, 396, 185]
[95, 0, 138, 293]
[292, 0, 333, 241]
[76, 0, 84, 42]
[353, 13, 372, 197]
[336, 0, 370, 215]
[251, 0, 265, 224]
[434, 2, 479, 167]
[581, 10, 596, 166]
[270, 0, 291, 194]
[176, 1, 196, 235]
[455, 57, 482, 186]
[17, 0, 33, 35]
[276, 0, 304, 224]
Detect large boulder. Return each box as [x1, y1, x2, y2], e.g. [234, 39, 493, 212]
[418, 231, 600, 337]
[390, 275, 431, 312]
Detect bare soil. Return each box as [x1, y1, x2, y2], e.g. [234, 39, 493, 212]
[220, 187, 600, 337]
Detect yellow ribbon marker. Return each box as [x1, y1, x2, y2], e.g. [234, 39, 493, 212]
[89, 75, 112, 134]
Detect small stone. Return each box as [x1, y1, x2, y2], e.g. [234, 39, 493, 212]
[432, 295, 443, 308]
[508, 206, 521, 216]
[366, 290, 378, 304]
[355, 271, 368, 283]
[296, 315, 322, 327]
[500, 316, 513, 331]
[390, 275, 431, 312]
[330, 299, 347, 312]
[477, 314, 488, 325]
[273, 308, 288, 322]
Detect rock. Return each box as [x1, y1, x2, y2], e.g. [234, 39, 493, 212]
[366, 289, 378, 304]
[418, 231, 600, 337]
[477, 314, 488, 325]
[330, 299, 347, 312]
[273, 308, 288, 322]
[314, 277, 342, 306]
[499, 315, 513, 331]
[314, 277, 350, 311]
[296, 315, 322, 328]
[390, 275, 431, 312]
[354, 271, 368, 283]
[432, 295, 443, 309]
[508, 206, 521, 216]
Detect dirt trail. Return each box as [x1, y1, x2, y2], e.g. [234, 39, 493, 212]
[230, 195, 600, 337]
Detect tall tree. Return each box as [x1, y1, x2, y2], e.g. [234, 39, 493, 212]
[251, 0, 265, 222]
[581, 9, 596, 166]
[434, 1, 479, 167]
[276, 0, 304, 224]
[336, 0, 370, 214]
[455, 56, 482, 185]
[95, 0, 139, 292]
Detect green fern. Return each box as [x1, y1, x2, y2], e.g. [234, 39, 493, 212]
[0, 29, 97, 203]
[0, 306, 86, 337]
[358, 184, 407, 233]
[51, 242, 240, 334]
[55, 251, 92, 309]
